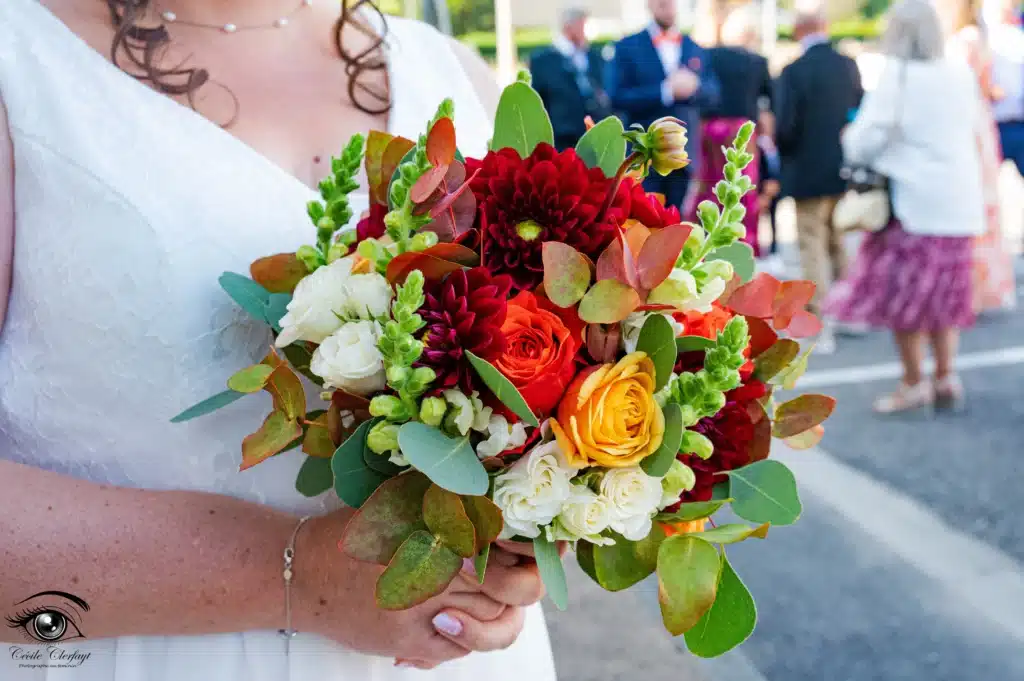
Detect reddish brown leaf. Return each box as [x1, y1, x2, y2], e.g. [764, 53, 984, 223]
[787, 309, 824, 339]
[773, 394, 837, 439]
[302, 412, 337, 459]
[341, 472, 432, 565]
[426, 117, 457, 167]
[410, 164, 449, 205]
[425, 165, 480, 241]
[619, 229, 642, 291]
[250, 253, 307, 294]
[596, 238, 628, 283]
[578, 279, 643, 324]
[586, 323, 622, 363]
[727, 273, 782, 319]
[365, 130, 395, 205]
[332, 389, 372, 415]
[784, 425, 825, 450]
[376, 136, 416, 205]
[385, 243, 479, 285]
[637, 223, 693, 291]
[635, 303, 677, 313]
[773, 280, 816, 329]
[746, 316, 779, 358]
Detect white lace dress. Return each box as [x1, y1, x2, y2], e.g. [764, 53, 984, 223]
[0, 1, 556, 679]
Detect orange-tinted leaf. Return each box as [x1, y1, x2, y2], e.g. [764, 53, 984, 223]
[410, 164, 449, 204]
[426, 116, 457, 167]
[385, 243, 479, 285]
[341, 471, 432, 565]
[623, 220, 652, 256]
[264, 363, 306, 421]
[787, 309, 824, 339]
[727, 273, 782, 319]
[423, 484, 477, 558]
[718, 272, 744, 307]
[332, 389, 372, 417]
[753, 339, 801, 382]
[365, 130, 396, 205]
[596, 237, 628, 283]
[773, 394, 836, 438]
[578, 279, 643, 324]
[747, 400, 772, 463]
[638, 223, 693, 290]
[375, 530, 462, 610]
[619, 229, 642, 291]
[376, 135, 417, 205]
[250, 253, 307, 294]
[773, 280, 816, 329]
[302, 411, 337, 458]
[586, 323, 622, 363]
[746, 316, 779, 358]
[542, 241, 592, 307]
[784, 424, 825, 450]
[240, 410, 302, 471]
[461, 495, 504, 552]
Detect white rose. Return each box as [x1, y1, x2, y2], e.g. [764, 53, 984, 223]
[342, 272, 394, 320]
[309, 320, 386, 395]
[443, 389, 493, 436]
[601, 466, 664, 541]
[646, 267, 727, 315]
[275, 257, 354, 347]
[476, 414, 529, 460]
[493, 440, 574, 539]
[548, 485, 615, 546]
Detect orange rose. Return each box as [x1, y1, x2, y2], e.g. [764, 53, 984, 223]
[674, 302, 734, 340]
[551, 352, 665, 469]
[661, 519, 708, 537]
[495, 291, 585, 417]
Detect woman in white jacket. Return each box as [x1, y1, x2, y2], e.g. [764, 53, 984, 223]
[826, 0, 986, 413]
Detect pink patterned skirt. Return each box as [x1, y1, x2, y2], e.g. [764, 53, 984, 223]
[825, 222, 975, 332]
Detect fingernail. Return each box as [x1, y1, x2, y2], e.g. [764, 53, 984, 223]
[432, 612, 463, 637]
[462, 557, 476, 575]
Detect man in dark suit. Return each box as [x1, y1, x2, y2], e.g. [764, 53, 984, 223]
[774, 5, 863, 331]
[529, 7, 612, 151]
[607, 0, 721, 212]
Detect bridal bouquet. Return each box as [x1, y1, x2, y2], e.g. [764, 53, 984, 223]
[174, 73, 834, 657]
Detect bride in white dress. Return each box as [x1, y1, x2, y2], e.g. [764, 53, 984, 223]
[0, 0, 557, 679]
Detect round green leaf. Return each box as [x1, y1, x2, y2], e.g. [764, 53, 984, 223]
[684, 553, 757, 657]
[465, 351, 540, 427]
[542, 242, 593, 308]
[332, 419, 389, 509]
[773, 394, 836, 439]
[375, 530, 463, 610]
[575, 116, 626, 177]
[491, 82, 555, 158]
[656, 499, 730, 523]
[578, 279, 642, 324]
[397, 423, 489, 496]
[706, 241, 756, 283]
[423, 484, 477, 559]
[725, 460, 802, 526]
[576, 525, 666, 592]
[635, 313, 678, 392]
[534, 535, 569, 611]
[295, 455, 334, 498]
[657, 535, 721, 635]
[642, 402, 684, 477]
[227, 364, 275, 393]
[340, 471, 431, 564]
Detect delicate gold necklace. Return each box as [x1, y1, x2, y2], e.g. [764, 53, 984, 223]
[157, 0, 314, 34]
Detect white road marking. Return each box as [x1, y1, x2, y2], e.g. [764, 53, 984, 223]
[774, 443, 1024, 642]
[797, 345, 1024, 389]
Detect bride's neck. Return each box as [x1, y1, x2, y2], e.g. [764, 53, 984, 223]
[147, 0, 317, 26]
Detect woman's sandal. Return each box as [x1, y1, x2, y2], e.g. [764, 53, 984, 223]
[873, 380, 934, 415]
[934, 375, 966, 413]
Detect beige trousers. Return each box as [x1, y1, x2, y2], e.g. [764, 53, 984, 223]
[794, 195, 849, 314]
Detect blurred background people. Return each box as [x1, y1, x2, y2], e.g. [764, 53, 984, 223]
[608, 0, 722, 212]
[774, 2, 864, 353]
[529, 6, 612, 151]
[826, 0, 985, 413]
[937, 0, 1018, 314]
[686, 5, 777, 266]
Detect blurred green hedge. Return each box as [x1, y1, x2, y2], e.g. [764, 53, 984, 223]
[460, 19, 883, 61]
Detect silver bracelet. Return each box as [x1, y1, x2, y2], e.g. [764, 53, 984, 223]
[278, 515, 312, 639]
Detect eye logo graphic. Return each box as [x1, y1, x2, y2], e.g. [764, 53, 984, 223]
[5, 591, 89, 644]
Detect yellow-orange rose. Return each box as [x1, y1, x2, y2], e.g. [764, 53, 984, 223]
[550, 352, 665, 469]
[661, 519, 708, 537]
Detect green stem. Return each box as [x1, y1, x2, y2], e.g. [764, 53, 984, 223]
[597, 151, 644, 223]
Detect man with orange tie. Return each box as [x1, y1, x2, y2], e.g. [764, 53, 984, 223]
[608, 0, 721, 212]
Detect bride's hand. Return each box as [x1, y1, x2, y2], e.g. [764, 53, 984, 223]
[292, 511, 544, 668]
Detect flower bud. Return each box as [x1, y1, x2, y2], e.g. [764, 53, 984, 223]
[369, 394, 404, 419]
[386, 365, 410, 386]
[410, 231, 439, 251]
[698, 259, 734, 282]
[659, 459, 697, 510]
[647, 117, 690, 177]
[412, 366, 436, 387]
[296, 245, 325, 272]
[327, 242, 349, 264]
[681, 430, 714, 460]
[366, 421, 401, 455]
[419, 397, 447, 427]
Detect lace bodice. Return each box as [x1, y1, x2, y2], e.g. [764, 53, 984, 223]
[0, 0, 494, 515]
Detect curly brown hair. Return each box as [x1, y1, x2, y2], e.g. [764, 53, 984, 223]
[102, 0, 391, 125]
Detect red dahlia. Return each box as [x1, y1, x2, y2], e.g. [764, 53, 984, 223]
[419, 267, 513, 392]
[674, 402, 755, 504]
[466, 144, 631, 290]
[625, 178, 681, 228]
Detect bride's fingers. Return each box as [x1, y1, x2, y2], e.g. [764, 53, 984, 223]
[494, 539, 569, 559]
[473, 560, 545, 607]
[441, 592, 506, 622]
[431, 605, 527, 652]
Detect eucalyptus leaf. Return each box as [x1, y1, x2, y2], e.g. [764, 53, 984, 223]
[219, 272, 272, 324]
[695, 523, 770, 544]
[375, 530, 463, 610]
[725, 460, 802, 526]
[265, 293, 292, 332]
[491, 82, 554, 158]
[464, 351, 540, 427]
[576, 526, 666, 592]
[295, 455, 334, 498]
[534, 535, 568, 611]
[657, 535, 721, 635]
[398, 422, 489, 496]
[332, 419, 389, 509]
[684, 553, 757, 657]
[656, 499, 730, 523]
[635, 313, 678, 392]
[641, 402, 684, 477]
[707, 242, 756, 283]
[227, 364, 275, 394]
[423, 485, 477, 559]
[575, 117, 626, 177]
[170, 389, 245, 423]
[341, 471, 431, 564]
[676, 336, 716, 353]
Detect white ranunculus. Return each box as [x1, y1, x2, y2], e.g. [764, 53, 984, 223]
[548, 484, 615, 546]
[493, 440, 574, 539]
[601, 466, 664, 541]
[342, 272, 394, 320]
[659, 459, 697, 510]
[443, 389, 493, 436]
[275, 257, 355, 348]
[476, 414, 529, 460]
[309, 320, 386, 395]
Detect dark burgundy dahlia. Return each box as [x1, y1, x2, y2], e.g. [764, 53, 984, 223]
[674, 402, 756, 505]
[419, 267, 513, 391]
[466, 144, 631, 290]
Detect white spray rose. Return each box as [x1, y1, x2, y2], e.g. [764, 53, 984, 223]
[442, 389, 493, 436]
[601, 466, 664, 541]
[275, 257, 354, 347]
[342, 272, 394, 320]
[309, 320, 386, 395]
[493, 440, 574, 539]
[647, 267, 727, 315]
[659, 459, 697, 510]
[621, 312, 684, 354]
[548, 484, 615, 546]
[476, 414, 529, 460]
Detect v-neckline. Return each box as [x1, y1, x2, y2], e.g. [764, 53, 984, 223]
[24, 0, 397, 196]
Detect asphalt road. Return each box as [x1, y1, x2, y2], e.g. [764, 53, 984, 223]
[543, 188, 1024, 681]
